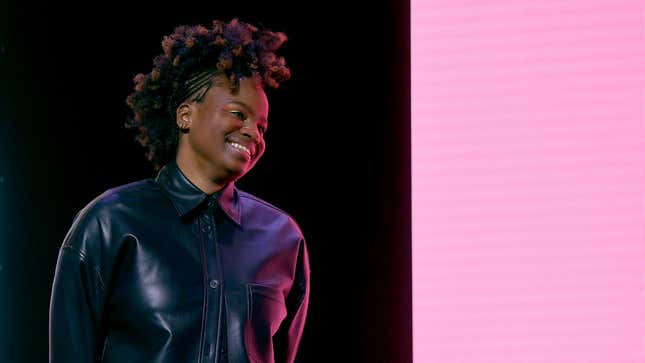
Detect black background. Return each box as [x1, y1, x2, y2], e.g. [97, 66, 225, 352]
[1, 1, 410, 361]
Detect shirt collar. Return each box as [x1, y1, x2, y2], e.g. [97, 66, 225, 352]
[155, 160, 241, 226]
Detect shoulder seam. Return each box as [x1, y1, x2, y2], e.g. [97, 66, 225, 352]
[62, 244, 88, 262]
[239, 192, 293, 218]
[60, 245, 107, 291]
[238, 191, 304, 238]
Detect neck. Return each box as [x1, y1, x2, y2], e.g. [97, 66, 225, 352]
[175, 151, 228, 195]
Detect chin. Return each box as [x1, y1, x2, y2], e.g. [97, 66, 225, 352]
[224, 166, 247, 181]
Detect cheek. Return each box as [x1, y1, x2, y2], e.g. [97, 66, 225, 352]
[190, 122, 223, 152]
[257, 141, 267, 157]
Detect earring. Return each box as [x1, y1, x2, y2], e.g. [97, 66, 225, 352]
[179, 120, 191, 130]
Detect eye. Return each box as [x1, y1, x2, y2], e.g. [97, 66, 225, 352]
[229, 110, 247, 120]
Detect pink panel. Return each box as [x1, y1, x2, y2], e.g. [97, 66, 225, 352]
[412, 2, 645, 362]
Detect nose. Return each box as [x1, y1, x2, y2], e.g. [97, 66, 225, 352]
[241, 123, 260, 141]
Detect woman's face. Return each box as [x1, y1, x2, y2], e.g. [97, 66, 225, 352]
[178, 77, 269, 184]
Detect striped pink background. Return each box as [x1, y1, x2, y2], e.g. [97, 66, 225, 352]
[412, 1, 645, 362]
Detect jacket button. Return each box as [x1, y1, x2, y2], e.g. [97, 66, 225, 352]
[209, 279, 220, 289]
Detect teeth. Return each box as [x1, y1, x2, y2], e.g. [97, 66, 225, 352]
[228, 142, 251, 156]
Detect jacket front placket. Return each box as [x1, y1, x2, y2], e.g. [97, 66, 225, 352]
[197, 198, 225, 363]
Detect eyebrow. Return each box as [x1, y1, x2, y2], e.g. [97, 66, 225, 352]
[227, 101, 268, 124]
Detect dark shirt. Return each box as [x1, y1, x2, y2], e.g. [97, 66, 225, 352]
[49, 160, 310, 363]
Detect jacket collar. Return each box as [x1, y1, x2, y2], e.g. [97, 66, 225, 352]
[156, 160, 241, 226]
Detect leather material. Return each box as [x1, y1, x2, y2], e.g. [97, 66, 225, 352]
[50, 160, 310, 363]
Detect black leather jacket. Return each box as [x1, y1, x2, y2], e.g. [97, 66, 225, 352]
[49, 160, 310, 363]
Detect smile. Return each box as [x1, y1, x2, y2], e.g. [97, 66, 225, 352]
[227, 141, 252, 157]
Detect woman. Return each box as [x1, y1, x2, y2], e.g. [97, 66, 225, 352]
[49, 18, 310, 363]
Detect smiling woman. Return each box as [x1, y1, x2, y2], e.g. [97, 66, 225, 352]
[174, 77, 269, 194]
[49, 18, 310, 363]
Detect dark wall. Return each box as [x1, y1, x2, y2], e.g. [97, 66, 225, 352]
[2, 1, 410, 362]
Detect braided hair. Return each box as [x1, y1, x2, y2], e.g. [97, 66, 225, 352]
[125, 18, 291, 171]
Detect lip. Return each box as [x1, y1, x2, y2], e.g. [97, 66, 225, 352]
[226, 141, 253, 159]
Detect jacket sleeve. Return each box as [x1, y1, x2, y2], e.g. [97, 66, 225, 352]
[49, 215, 107, 363]
[274, 239, 311, 363]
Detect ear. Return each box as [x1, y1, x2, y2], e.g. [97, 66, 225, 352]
[176, 103, 193, 130]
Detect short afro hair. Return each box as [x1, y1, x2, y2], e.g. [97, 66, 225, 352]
[125, 18, 291, 171]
